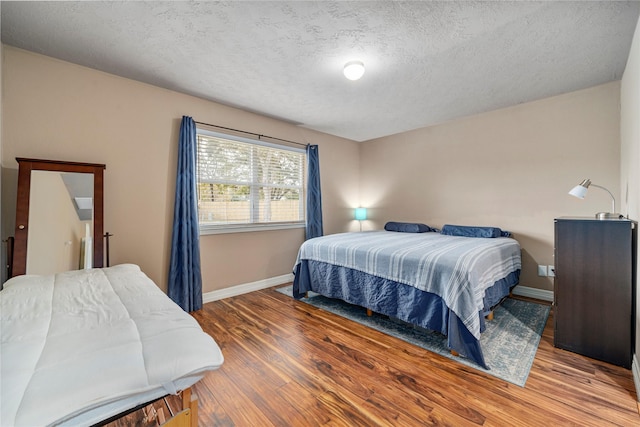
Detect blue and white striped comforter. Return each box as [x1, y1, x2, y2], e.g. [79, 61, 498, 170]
[294, 231, 521, 339]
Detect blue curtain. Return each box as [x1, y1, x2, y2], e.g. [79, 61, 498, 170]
[168, 116, 203, 312]
[306, 144, 323, 239]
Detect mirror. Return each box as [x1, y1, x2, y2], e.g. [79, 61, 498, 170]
[11, 158, 106, 277]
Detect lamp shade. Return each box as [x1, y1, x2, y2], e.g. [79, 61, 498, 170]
[355, 207, 367, 221]
[568, 180, 590, 199]
[569, 185, 587, 199]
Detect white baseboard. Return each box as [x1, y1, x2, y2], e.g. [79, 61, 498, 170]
[511, 285, 554, 302]
[202, 273, 294, 303]
[633, 354, 640, 402]
[204, 280, 553, 304]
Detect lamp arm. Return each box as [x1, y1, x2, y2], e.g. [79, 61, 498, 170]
[590, 184, 616, 213]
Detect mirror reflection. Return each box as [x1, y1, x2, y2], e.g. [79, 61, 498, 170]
[26, 171, 94, 275]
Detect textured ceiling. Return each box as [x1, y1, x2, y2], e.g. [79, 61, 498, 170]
[2, 1, 639, 142]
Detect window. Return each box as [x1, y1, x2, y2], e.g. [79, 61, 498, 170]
[196, 128, 305, 234]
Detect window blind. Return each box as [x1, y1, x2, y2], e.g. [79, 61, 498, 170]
[196, 130, 305, 231]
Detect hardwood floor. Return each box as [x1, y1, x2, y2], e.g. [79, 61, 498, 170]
[111, 285, 640, 426]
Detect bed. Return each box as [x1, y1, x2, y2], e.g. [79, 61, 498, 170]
[0, 263, 224, 427]
[292, 229, 521, 369]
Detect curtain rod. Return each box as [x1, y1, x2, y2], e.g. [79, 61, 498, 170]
[194, 121, 308, 148]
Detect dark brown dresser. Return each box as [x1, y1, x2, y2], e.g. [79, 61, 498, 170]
[554, 217, 637, 368]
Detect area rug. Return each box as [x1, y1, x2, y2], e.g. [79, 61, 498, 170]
[276, 285, 550, 387]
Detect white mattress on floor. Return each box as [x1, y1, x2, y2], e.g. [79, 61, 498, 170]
[1, 264, 224, 427]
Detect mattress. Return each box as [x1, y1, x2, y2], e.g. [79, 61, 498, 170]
[294, 230, 522, 339]
[293, 231, 521, 368]
[0, 264, 224, 427]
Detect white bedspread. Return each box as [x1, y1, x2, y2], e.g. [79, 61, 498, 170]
[0, 264, 224, 427]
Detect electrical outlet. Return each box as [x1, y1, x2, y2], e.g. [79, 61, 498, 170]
[537, 265, 547, 276]
[547, 265, 555, 277]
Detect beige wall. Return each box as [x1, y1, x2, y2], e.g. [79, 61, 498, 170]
[0, 36, 4, 283]
[360, 82, 621, 292]
[1, 46, 360, 292]
[621, 15, 640, 373]
[0, 44, 628, 298]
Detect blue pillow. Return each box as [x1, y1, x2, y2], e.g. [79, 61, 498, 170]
[384, 222, 432, 233]
[441, 224, 510, 238]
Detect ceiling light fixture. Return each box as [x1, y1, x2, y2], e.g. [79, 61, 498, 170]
[74, 197, 93, 210]
[343, 60, 365, 81]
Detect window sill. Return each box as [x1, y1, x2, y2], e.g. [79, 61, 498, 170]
[199, 223, 305, 235]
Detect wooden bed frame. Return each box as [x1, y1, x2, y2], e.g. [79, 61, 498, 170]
[93, 387, 199, 427]
[164, 388, 199, 427]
